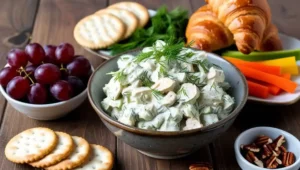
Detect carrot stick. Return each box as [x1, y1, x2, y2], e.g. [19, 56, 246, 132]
[282, 73, 291, 80]
[247, 80, 269, 98]
[225, 57, 281, 75]
[265, 73, 291, 95]
[236, 65, 297, 93]
[267, 85, 281, 95]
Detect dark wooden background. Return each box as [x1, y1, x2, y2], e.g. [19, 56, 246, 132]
[0, 0, 300, 169]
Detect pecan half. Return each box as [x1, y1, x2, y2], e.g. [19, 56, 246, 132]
[246, 151, 264, 168]
[270, 161, 279, 169]
[262, 144, 273, 159]
[279, 145, 287, 153]
[241, 144, 260, 153]
[273, 135, 285, 151]
[255, 135, 273, 146]
[265, 156, 277, 168]
[282, 152, 295, 167]
[189, 162, 213, 170]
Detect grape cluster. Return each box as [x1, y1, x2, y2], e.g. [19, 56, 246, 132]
[0, 43, 92, 104]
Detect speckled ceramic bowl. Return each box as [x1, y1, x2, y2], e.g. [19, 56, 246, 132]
[88, 49, 248, 159]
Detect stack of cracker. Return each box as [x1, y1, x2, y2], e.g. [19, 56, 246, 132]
[4, 127, 113, 170]
[74, 1, 150, 49]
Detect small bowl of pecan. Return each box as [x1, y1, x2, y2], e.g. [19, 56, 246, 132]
[234, 127, 300, 170]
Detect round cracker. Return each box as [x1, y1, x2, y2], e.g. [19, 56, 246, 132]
[95, 8, 138, 39]
[74, 13, 125, 49]
[74, 144, 114, 170]
[45, 136, 90, 170]
[29, 132, 74, 168]
[5, 127, 58, 164]
[108, 2, 149, 28]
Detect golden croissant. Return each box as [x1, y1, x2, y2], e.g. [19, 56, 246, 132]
[186, 0, 283, 54]
[186, 5, 234, 51]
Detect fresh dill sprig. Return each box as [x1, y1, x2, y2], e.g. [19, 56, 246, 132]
[135, 38, 187, 64]
[152, 89, 163, 100]
[139, 71, 154, 87]
[134, 51, 154, 63]
[177, 87, 188, 97]
[138, 71, 164, 100]
[186, 74, 204, 86]
[193, 60, 209, 73]
[107, 70, 126, 82]
[185, 40, 195, 48]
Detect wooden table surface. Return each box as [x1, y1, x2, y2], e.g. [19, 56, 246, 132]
[0, 0, 300, 169]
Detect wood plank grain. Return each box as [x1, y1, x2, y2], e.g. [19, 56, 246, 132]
[0, 0, 39, 128]
[268, 0, 300, 38]
[108, 0, 213, 170]
[0, 0, 118, 169]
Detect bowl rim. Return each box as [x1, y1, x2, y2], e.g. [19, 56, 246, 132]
[0, 65, 94, 108]
[87, 49, 249, 136]
[234, 126, 300, 170]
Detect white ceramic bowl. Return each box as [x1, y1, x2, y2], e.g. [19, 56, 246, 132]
[234, 127, 300, 170]
[0, 84, 87, 120]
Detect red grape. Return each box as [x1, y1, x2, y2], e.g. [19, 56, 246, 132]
[25, 65, 37, 75]
[7, 49, 28, 68]
[25, 43, 45, 65]
[55, 43, 74, 64]
[66, 56, 91, 78]
[34, 63, 61, 84]
[6, 76, 30, 100]
[27, 83, 47, 104]
[67, 76, 85, 95]
[50, 80, 73, 101]
[0, 67, 18, 87]
[44, 45, 58, 64]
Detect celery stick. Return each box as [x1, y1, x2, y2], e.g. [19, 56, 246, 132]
[222, 49, 300, 61]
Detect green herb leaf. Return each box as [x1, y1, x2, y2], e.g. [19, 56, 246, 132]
[107, 70, 126, 82]
[108, 6, 188, 55]
[139, 71, 154, 87]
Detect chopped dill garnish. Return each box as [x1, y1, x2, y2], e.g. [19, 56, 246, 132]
[158, 62, 168, 76]
[107, 70, 126, 82]
[138, 71, 164, 100]
[134, 51, 154, 63]
[139, 71, 154, 87]
[177, 87, 188, 97]
[194, 60, 209, 73]
[185, 40, 195, 48]
[186, 74, 204, 86]
[152, 89, 163, 100]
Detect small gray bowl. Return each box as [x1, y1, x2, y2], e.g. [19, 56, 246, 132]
[88, 49, 248, 159]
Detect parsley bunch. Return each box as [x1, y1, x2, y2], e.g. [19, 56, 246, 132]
[108, 6, 188, 55]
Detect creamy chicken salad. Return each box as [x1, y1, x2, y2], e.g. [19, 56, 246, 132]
[101, 40, 235, 131]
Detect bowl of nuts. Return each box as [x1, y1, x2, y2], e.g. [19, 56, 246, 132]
[234, 127, 300, 170]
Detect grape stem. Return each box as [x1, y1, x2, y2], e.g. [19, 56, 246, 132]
[60, 63, 68, 72]
[20, 66, 35, 85]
